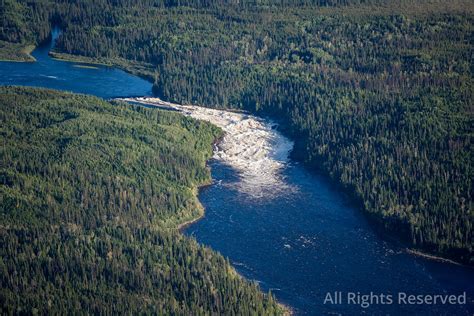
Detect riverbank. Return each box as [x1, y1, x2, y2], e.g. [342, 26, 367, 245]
[73, 64, 99, 69]
[0, 41, 36, 62]
[405, 249, 473, 268]
[176, 196, 293, 315]
[49, 51, 156, 83]
[175, 185, 209, 231]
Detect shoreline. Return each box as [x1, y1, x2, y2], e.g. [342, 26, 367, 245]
[48, 51, 156, 83]
[73, 64, 99, 69]
[176, 212, 204, 231]
[176, 184, 211, 232]
[405, 249, 472, 268]
[49, 51, 113, 67]
[176, 168, 222, 235]
[0, 44, 36, 63]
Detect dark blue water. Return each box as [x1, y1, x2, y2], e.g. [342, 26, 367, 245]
[185, 161, 474, 315]
[1, 32, 473, 316]
[0, 28, 152, 98]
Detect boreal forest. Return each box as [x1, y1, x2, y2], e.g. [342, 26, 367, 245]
[0, 0, 472, 311]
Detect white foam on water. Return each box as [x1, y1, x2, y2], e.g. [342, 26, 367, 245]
[39, 74, 58, 79]
[118, 97, 295, 199]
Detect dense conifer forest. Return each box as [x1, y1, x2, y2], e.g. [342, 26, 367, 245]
[0, 0, 472, 263]
[0, 87, 283, 314]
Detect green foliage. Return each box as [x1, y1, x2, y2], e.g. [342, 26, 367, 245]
[0, 0, 29, 43]
[1, 0, 473, 263]
[0, 0, 51, 44]
[0, 40, 35, 61]
[0, 87, 283, 315]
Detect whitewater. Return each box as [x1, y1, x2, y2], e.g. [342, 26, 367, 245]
[118, 97, 294, 198]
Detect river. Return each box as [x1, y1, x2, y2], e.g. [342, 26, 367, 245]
[0, 28, 152, 98]
[1, 32, 473, 315]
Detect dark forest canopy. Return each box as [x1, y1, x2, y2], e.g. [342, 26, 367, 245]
[0, 87, 283, 315]
[0, 0, 472, 264]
